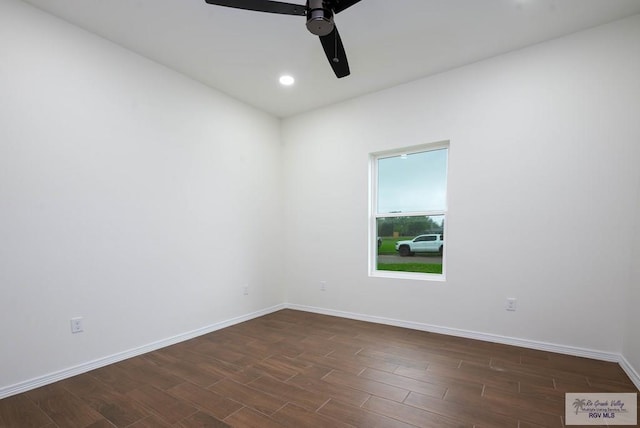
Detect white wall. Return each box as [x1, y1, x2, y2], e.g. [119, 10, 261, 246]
[282, 15, 640, 357]
[623, 174, 640, 377]
[2, 0, 639, 396]
[0, 0, 283, 392]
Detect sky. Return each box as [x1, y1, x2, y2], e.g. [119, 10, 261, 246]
[377, 148, 448, 214]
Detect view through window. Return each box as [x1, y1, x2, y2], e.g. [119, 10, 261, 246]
[371, 143, 448, 277]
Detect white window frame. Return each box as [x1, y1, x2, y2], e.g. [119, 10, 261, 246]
[369, 141, 449, 281]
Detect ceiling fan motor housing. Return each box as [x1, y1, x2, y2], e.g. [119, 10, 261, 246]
[306, 0, 334, 36]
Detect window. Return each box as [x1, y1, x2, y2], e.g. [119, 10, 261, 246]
[415, 236, 436, 242]
[370, 142, 449, 279]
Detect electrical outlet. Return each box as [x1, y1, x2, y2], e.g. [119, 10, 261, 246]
[320, 281, 326, 291]
[505, 298, 517, 312]
[70, 317, 84, 334]
[243, 285, 249, 295]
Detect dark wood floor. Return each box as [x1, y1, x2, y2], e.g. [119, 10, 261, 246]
[1, 309, 638, 427]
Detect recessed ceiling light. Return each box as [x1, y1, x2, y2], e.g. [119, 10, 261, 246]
[279, 75, 295, 86]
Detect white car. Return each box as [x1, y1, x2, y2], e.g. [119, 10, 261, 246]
[395, 234, 444, 256]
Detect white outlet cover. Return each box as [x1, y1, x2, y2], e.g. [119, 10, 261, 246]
[70, 317, 83, 333]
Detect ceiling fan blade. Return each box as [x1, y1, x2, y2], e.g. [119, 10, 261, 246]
[331, 0, 362, 14]
[204, 0, 306, 16]
[319, 26, 350, 78]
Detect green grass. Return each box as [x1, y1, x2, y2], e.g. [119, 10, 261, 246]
[377, 236, 443, 274]
[377, 236, 413, 255]
[377, 263, 443, 274]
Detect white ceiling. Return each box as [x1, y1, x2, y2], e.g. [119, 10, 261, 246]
[22, 0, 640, 118]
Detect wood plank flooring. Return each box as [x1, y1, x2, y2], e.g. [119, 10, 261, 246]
[1, 309, 638, 427]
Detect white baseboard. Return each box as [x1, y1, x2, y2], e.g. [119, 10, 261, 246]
[3, 302, 638, 399]
[286, 303, 640, 390]
[620, 356, 640, 390]
[0, 304, 285, 400]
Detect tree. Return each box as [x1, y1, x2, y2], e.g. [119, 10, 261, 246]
[378, 216, 442, 237]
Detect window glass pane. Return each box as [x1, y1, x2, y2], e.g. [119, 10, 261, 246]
[376, 215, 444, 274]
[377, 148, 447, 213]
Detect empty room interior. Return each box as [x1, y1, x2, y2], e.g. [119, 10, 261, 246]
[1, 0, 640, 426]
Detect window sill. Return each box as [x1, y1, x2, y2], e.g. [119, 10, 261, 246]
[369, 270, 446, 282]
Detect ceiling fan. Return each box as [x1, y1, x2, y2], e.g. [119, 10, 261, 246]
[203, 0, 362, 78]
